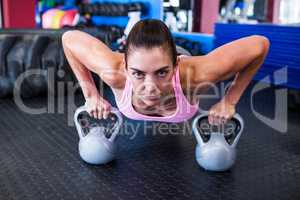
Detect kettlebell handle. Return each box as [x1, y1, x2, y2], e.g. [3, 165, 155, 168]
[192, 111, 244, 148]
[74, 104, 123, 142]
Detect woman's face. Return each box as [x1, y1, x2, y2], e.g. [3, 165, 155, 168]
[126, 47, 176, 107]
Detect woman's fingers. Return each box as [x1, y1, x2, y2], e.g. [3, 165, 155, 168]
[86, 106, 94, 118]
[215, 115, 221, 125]
[102, 103, 111, 119]
[93, 109, 98, 119]
[97, 107, 103, 119]
[215, 114, 222, 125]
[209, 110, 219, 125]
[85, 96, 109, 119]
[86, 103, 112, 120]
[208, 110, 213, 125]
[209, 111, 230, 125]
[103, 110, 109, 119]
[223, 114, 230, 124]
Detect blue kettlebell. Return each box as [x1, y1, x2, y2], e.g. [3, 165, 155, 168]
[74, 105, 123, 165]
[192, 112, 244, 171]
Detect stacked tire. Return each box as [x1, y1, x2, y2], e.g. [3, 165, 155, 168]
[0, 28, 122, 99]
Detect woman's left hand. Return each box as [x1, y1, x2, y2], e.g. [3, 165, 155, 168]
[208, 98, 236, 125]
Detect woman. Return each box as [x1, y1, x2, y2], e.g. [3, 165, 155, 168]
[62, 19, 269, 125]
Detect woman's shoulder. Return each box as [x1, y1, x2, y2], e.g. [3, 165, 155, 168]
[177, 54, 209, 86]
[105, 52, 127, 88]
[109, 62, 127, 104]
[177, 55, 208, 104]
[177, 55, 194, 87]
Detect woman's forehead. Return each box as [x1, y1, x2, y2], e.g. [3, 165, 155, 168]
[127, 47, 173, 71]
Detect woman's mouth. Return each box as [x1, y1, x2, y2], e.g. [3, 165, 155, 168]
[145, 96, 160, 101]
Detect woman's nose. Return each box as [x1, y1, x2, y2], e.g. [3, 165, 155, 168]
[144, 78, 159, 94]
[145, 84, 158, 94]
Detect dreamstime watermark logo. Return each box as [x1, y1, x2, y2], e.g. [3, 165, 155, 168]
[11, 66, 288, 137]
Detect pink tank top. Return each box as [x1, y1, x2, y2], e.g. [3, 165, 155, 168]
[115, 67, 199, 123]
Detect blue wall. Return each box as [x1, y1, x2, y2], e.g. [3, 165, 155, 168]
[172, 31, 215, 54]
[214, 23, 300, 89]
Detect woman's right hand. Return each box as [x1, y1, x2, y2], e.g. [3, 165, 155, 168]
[85, 95, 112, 119]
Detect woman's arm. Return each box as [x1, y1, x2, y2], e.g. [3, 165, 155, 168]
[62, 30, 126, 119]
[183, 35, 270, 124]
[62, 30, 125, 99]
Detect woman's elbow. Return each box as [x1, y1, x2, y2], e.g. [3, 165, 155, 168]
[61, 30, 80, 49]
[251, 35, 270, 57]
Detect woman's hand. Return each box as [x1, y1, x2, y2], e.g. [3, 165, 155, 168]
[208, 98, 236, 125]
[85, 95, 112, 119]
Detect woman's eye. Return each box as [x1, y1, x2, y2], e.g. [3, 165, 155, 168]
[157, 71, 168, 77]
[133, 72, 144, 79]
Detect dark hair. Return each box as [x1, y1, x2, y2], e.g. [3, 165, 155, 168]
[124, 19, 177, 67]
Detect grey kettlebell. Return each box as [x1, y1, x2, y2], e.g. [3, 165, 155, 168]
[74, 105, 123, 165]
[192, 112, 244, 171]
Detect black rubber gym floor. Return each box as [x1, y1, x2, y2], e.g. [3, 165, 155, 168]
[0, 81, 299, 200]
